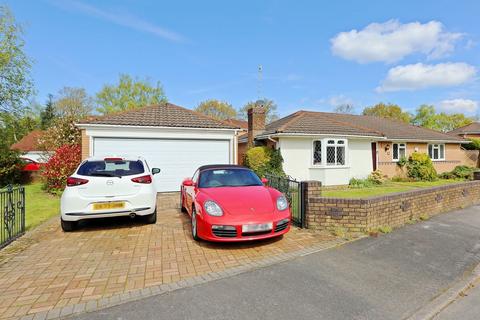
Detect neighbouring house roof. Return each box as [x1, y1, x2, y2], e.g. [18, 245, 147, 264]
[255, 111, 467, 142]
[10, 130, 45, 152]
[448, 122, 480, 135]
[224, 119, 248, 130]
[77, 103, 240, 130]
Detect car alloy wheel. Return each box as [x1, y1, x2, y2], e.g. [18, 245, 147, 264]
[191, 208, 200, 241]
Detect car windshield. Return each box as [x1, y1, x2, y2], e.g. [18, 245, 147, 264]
[77, 160, 145, 177]
[198, 168, 263, 188]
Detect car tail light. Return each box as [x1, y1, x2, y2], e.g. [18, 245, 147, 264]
[66, 177, 89, 187]
[131, 175, 152, 184]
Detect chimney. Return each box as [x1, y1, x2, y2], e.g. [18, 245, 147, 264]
[247, 104, 266, 147]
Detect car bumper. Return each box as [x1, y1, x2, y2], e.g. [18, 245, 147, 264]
[61, 191, 156, 222]
[62, 206, 155, 221]
[196, 211, 292, 242]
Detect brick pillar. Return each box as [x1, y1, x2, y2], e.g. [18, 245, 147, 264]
[81, 129, 90, 160]
[247, 106, 266, 147]
[301, 180, 322, 228]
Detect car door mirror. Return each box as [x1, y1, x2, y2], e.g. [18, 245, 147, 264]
[183, 179, 194, 187]
[261, 178, 268, 185]
[152, 168, 161, 175]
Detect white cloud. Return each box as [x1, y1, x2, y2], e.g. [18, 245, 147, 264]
[49, 0, 186, 43]
[327, 95, 354, 107]
[439, 99, 478, 113]
[331, 20, 462, 63]
[377, 63, 477, 92]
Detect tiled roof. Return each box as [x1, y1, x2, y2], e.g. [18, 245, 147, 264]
[224, 119, 248, 129]
[10, 130, 44, 151]
[260, 111, 466, 142]
[78, 103, 239, 129]
[449, 122, 480, 135]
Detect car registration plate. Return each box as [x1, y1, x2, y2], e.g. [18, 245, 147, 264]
[242, 222, 273, 233]
[93, 202, 125, 210]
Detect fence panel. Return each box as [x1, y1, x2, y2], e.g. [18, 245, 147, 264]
[265, 174, 305, 228]
[1, 185, 26, 249]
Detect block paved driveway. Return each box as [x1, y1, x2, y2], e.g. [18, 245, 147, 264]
[0, 195, 339, 319]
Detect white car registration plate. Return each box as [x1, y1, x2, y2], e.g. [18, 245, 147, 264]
[242, 222, 273, 233]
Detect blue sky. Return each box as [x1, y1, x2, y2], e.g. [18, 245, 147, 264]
[5, 0, 480, 117]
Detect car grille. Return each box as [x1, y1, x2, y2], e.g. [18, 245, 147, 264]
[241, 230, 272, 237]
[274, 220, 289, 232]
[212, 229, 237, 238]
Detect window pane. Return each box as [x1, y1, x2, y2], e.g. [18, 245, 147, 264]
[313, 141, 322, 164]
[433, 148, 439, 159]
[327, 140, 335, 144]
[399, 147, 406, 159]
[428, 144, 433, 158]
[393, 144, 399, 160]
[337, 146, 345, 165]
[327, 146, 336, 165]
[337, 140, 345, 145]
[440, 144, 445, 159]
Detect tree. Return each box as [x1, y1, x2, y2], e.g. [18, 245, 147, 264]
[411, 104, 473, 132]
[334, 104, 355, 114]
[96, 74, 167, 114]
[194, 99, 237, 120]
[0, 5, 34, 115]
[0, 111, 38, 150]
[40, 94, 57, 129]
[37, 87, 91, 151]
[239, 99, 279, 123]
[54, 87, 92, 119]
[362, 103, 411, 123]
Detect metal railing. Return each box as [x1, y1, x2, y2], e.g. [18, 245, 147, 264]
[265, 174, 305, 228]
[1, 185, 26, 249]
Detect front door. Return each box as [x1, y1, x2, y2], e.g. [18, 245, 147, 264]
[371, 142, 377, 171]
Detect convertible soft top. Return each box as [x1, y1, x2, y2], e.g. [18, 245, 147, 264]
[198, 164, 249, 171]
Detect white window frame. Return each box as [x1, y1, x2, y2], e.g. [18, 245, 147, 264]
[311, 138, 348, 167]
[428, 143, 445, 161]
[392, 142, 407, 162]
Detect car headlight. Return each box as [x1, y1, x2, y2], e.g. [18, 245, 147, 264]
[276, 195, 288, 211]
[204, 200, 223, 216]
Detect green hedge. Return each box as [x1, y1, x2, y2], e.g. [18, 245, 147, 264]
[244, 146, 285, 178]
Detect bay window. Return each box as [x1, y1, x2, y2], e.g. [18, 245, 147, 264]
[313, 139, 347, 166]
[428, 144, 445, 160]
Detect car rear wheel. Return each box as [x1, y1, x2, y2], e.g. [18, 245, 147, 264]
[145, 209, 157, 224]
[191, 207, 200, 241]
[61, 219, 76, 232]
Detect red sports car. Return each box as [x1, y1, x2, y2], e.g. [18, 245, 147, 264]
[180, 165, 291, 242]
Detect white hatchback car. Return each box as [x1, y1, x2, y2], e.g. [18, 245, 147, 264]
[60, 156, 160, 231]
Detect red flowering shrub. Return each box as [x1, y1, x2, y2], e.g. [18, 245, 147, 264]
[42, 144, 81, 193]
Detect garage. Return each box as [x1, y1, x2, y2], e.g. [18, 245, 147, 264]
[93, 137, 230, 192]
[77, 103, 239, 192]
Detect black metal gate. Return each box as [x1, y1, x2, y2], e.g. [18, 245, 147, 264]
[265, 174, 305, 228]
[1, 185, 26, 249]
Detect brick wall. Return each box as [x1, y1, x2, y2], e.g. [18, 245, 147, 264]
[304, 180, 480, 233]
[377, 142, 473, 176]
[81, 130, 89, 160]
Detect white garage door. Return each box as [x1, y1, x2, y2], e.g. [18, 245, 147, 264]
[93, 138, 231, 192]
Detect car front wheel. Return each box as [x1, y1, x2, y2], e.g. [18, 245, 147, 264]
[61, 219, 76, 232]
[191, 207, 200, 241]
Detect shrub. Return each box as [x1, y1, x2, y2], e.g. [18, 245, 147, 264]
[368, 170, 385, 184]
[349, 178, 374, 188]
[244, 146, 285, 177]
[405, 152, 437, 181]
[42, 144, 81, 193]
[439, 165, 476, 180]
[0, 149, 23, 187]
